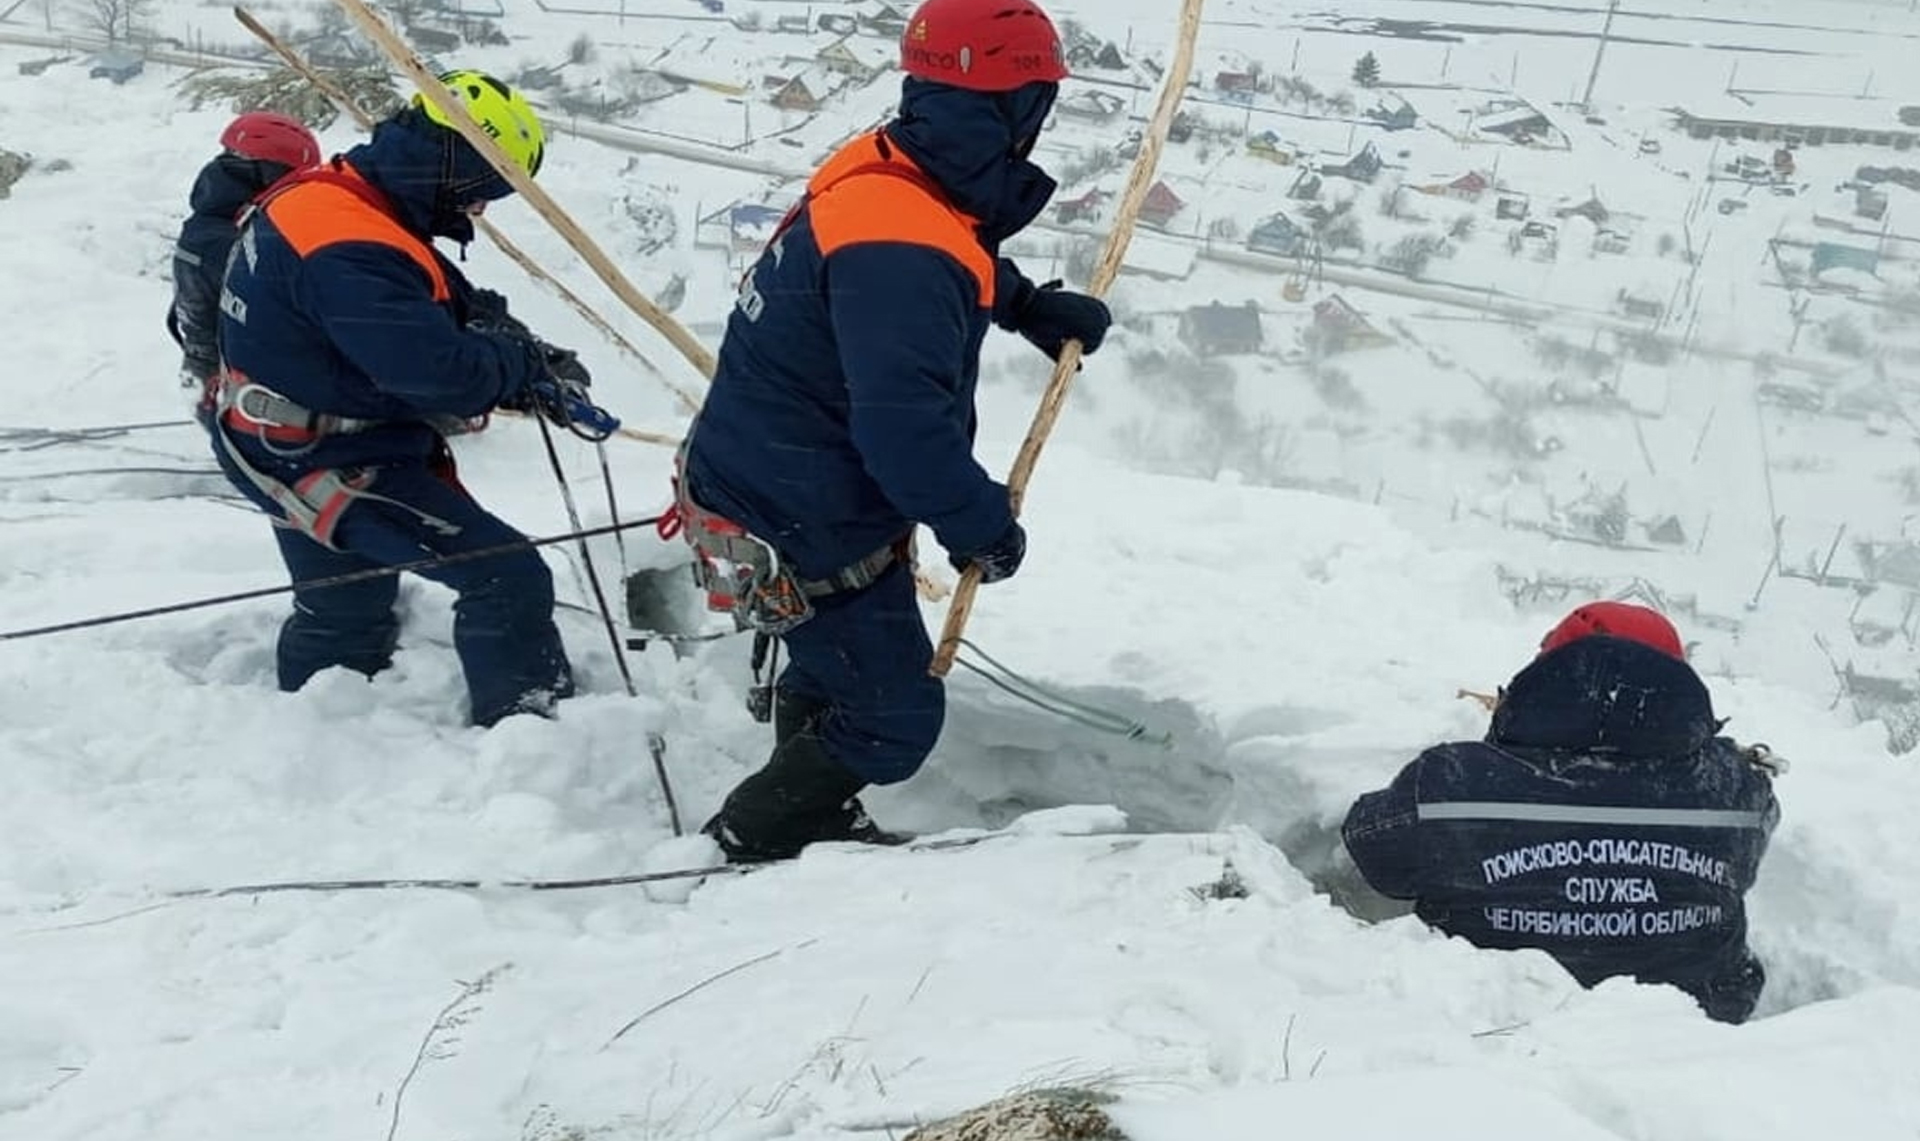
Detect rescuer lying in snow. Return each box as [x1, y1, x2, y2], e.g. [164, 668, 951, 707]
[1342, 602, 1781, 1023]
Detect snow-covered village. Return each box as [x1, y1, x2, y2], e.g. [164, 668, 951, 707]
[3, 0, 1920, 1137]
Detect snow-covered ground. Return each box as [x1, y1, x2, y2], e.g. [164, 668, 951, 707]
[5, 0, 1920, 1137]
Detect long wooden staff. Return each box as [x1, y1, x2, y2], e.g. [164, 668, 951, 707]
[230, 6, 700, 419]
[329, 0, 719, 385]
[928, 0, 1207, 677]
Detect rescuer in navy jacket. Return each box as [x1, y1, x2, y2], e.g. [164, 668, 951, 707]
[1343, 602, 1780, 1022]
[685, 0, 1113, 861]
[169, 112, 320, 410]
[215, 73, 580, 728]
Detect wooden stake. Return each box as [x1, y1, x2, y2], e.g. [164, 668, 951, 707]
[929, 0, 1207, 678]
[328, 0, 718, 384]
[232, 5, 702, 415]
[492, 408, 679, 447]
[1456, 687, 1499, 712]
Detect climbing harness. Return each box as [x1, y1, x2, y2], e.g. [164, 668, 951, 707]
[219, 375, 385, 446]
[659, 442, 909, 637]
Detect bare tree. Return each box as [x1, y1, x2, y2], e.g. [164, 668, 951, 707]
[382, 0, 429, 31]
[75, 0, 154, 45]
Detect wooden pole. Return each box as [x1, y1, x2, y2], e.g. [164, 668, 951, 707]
[928, 0, 1208, 677]
[231, 6, 702, 414]
[328, 0, 718, 383]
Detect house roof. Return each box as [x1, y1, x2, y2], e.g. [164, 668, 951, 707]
[1058, 90, 1123, 117]
[1478, 104, 1550, 132]
[1334, 142, 1381, 167]
[1555, 194, 1610, 222]
[1312, 294, 1380, 331]
[1182, 301, 1263, 342]
[1143, 181, 1185, 213]
[818, 34, 892, 70]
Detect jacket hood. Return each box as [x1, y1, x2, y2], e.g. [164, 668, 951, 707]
[345, 109, 515, 242]
[884, 77, 1058, 245]
[189, 153, 290, 220]
[1490, 635, 1720, 759]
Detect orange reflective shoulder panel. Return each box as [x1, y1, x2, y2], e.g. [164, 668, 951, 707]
[809, 169, 996, 310]
[265, 181, 451, 302]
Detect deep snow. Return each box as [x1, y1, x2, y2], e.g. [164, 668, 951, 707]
[4, 1, 1920, 1138]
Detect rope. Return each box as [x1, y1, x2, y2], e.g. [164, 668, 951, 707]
[0, 466, 224, 482]
[30, 833, 1025, 933]
[951, 637, 1171, 746]
[0, 422, 202, 457]
[533, 417, 684, 836]
[0, 419, 198, 442]
[28, 864, 751, 929]
[597, 439, 633, 586]
[177, 863, 743, 899]
[0, 516, 664, 642]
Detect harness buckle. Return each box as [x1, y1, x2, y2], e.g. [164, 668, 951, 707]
[232, 383, 303, 431]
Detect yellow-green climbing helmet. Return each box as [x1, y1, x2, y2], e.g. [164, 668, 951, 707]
[415, 69, 545, 177]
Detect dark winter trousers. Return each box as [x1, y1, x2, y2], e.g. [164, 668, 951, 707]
[778, 562, 945, 785]
[269, 463, 573, 727]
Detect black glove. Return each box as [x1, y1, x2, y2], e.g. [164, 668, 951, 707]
[1009, 278, 1111, 361]
[541, 344, 592, 388]
[179, 354, 219, 388]
[515, 340, 618, 439]
[949, 519, 1026, 584]
[465, 288, 532, 339]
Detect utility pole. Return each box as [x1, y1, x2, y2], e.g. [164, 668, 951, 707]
[1580, 0, 1619, 112]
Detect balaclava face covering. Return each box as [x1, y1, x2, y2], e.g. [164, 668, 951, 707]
[885, 76, 1060, 246]
[429, 121, 516, 243]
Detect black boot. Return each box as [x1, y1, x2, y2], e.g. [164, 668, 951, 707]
[702, 695, 910, 862]
[773, 687, 828, 748]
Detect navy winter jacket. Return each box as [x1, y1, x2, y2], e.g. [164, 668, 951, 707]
[170, 155, 284, 378]
[217, 111, 543, 481]
[684, 79, 1058, 580]
[1343, 636, 1779, 1022]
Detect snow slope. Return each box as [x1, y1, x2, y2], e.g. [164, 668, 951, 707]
[4, 7, 1920, 1141]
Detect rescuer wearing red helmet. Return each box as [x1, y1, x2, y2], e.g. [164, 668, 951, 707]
[1538, 599, 1689, 660]
[1342, 602, 1781, 1022]
[167, 112, 322, 407]
[677, 0, 1113, 862]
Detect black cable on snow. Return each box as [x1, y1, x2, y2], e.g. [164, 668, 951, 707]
[0, 515, 666, 641]
[0, 466, 225, 482]
[531, 414, 684, 837]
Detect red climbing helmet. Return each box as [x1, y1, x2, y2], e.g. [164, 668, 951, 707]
[1540, 601, 1686, 660]
[900, 0, 1069, 92]
[219, 111, 321, 169]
